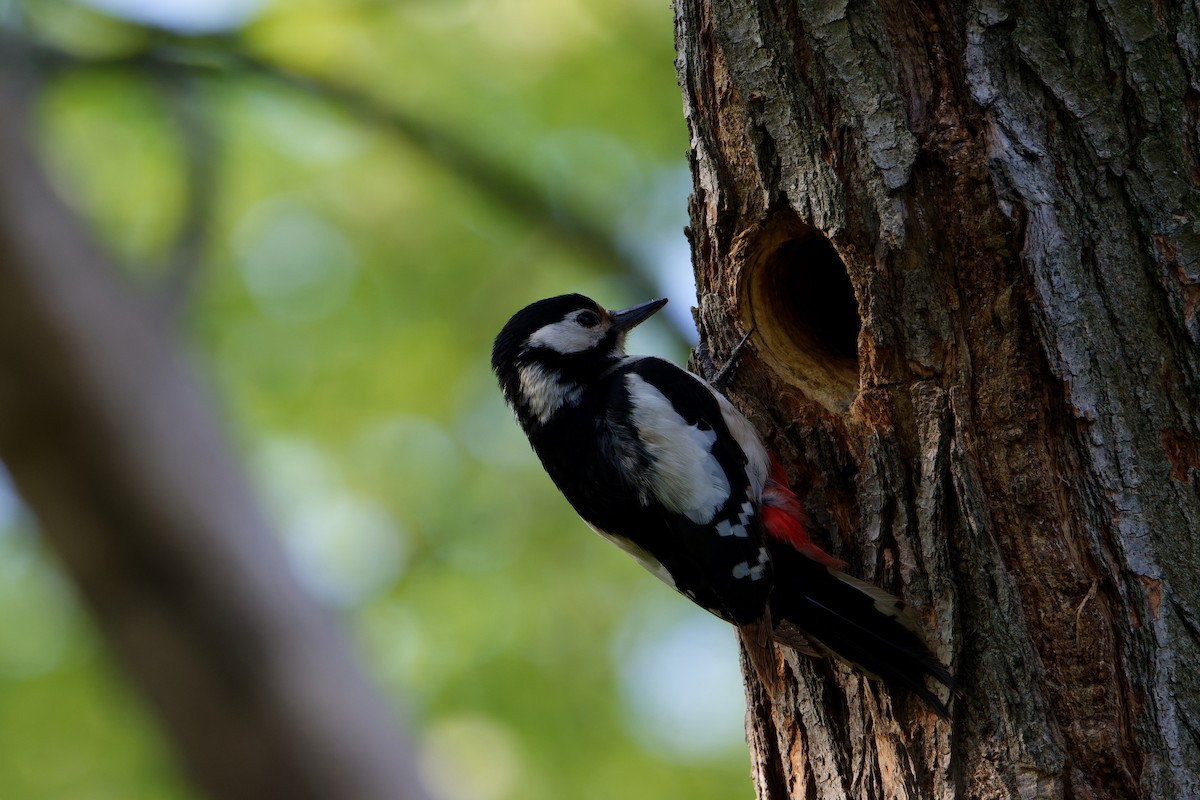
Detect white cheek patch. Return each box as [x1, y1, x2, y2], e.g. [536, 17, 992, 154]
[518, 363, 582, 423]
[625, 374, 730, 524]
[526, 314, 605, 354]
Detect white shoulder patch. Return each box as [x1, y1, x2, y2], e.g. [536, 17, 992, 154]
[518, 363, 582, 423]
[687, 373, 769, 500]
[625, 373, 731, 524]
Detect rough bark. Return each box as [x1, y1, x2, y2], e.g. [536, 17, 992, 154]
[0, 73, 429, 800]
[674, 0, 1200, 798]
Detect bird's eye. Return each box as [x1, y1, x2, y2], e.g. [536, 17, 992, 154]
[576, 311, 601, 328]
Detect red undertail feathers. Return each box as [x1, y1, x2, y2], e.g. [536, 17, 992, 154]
[761, 455, 846, 569]
[760, 454, 956, 717]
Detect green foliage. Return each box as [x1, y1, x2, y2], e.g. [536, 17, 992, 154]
[1, 1, 753, 798]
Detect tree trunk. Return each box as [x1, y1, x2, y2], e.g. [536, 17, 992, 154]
[673, 0, 1200, 798]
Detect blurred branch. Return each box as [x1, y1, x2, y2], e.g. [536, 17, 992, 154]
[154, 65, 218, 317]
[0, 65, 430, 800]
[230, 52, 666, 298]
[12, 32, 674, 315]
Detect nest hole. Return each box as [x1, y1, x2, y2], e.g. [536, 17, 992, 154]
[741, 226, 861, 411]
[776, 236, 861, 363]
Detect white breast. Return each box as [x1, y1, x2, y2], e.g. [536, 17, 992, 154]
[584, 521, 676, 589]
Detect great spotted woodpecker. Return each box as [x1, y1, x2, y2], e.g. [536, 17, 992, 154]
[492, 293, 953, 716]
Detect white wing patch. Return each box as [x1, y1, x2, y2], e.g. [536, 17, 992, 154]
[625, 374, 730, 524]
[732, 547, 770, 581]
[518, 363, 582, 423]
[715, 501, 754, 538]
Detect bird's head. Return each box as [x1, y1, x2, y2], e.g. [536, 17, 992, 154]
[492, 293, 667, 428]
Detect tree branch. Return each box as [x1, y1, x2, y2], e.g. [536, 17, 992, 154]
[13, 32, 671, 313]
[154, 64, 217, 317]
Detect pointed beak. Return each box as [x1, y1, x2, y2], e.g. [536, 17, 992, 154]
[608, 298, 668, 333]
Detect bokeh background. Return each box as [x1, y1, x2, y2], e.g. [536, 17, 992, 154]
[0, 1, 753, 798]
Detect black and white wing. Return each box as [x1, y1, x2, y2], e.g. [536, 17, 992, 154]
[590, 357, 773, 624]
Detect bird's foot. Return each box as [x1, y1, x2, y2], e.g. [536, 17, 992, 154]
[696, 328, 755, 389]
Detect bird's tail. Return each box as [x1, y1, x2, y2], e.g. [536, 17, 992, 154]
[766, 544, 956, 717]
[736, 613, 780, 699]
[762, 458, 956, 717]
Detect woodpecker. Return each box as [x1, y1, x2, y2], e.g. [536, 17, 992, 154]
[492, 293, 953, 716]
